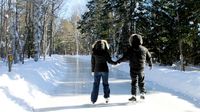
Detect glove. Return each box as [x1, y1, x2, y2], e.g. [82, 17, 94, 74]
[116, 60, 121, 64]
[91, 72, 94, 76]
[111, 63, 120, 68]
[149, 65, 152, 70]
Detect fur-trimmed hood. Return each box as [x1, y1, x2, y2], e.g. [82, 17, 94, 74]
[129, 34, 143, 47]
[92, 40, 109, 51]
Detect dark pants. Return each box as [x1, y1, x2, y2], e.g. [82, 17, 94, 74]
[130, 71, 146, 96]
[91, 72, 110, 103]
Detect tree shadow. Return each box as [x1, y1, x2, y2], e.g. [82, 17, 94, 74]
[0, 87, 34, 112]
[146, 80, 200, 108]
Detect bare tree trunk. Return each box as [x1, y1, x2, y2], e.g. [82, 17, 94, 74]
[48, 0, 63, 56]
[48, 1, 54, 57]
[9, 0, 23, 64]
[0, 0, 3, 58]
[179, 39, 185, 71]
[42, 11, 47, 60]
[0, 0, 6, 59]
[176, 4, 185, 71]
[33, 0, 43, 61]
[22, 0, 31, 64]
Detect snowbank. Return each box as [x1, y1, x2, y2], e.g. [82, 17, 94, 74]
[0, 55, 67, 111]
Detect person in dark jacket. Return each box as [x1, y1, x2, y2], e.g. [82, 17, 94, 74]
[91, 40, 117, 104]
[117, 34, 152, 101]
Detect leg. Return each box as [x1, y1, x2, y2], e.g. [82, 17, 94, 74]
[128, 72, 138, 101]
[91, 72, 101, 103]
[102, 72, 110, 98]
[130, 72, 137, 96]
[138, 72, 146, 94]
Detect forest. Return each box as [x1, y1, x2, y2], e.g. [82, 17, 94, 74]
[0, 0, 200, 71]
[0, 0, 64, 64]
[78, 0, 200, 70]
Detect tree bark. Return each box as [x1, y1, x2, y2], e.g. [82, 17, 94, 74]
[33, 0, 43, 61]
[179, 39, 185, 71]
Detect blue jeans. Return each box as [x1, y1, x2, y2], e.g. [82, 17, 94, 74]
[91, 72, 110, 103]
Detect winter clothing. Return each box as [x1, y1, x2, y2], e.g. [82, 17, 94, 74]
[91, 40, 116, 72]
[91, 40, 116, 103]
[117, 34, 152, 96]
[91, 51, 116, 72]
[91, 72, 110, 103]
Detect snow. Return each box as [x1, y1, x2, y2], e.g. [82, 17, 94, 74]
[0, 55, 200, 112]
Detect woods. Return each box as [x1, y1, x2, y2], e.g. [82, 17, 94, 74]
[0, 0, 63, 64]
[78, 0, 200, 69]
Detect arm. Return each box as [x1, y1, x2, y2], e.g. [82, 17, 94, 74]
[106, 52, 117, 65]
[116, 49, 129, 63]
[146, 49, 152, 69]
[91, 55, 95, 72]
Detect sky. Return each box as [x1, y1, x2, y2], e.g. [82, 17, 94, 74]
[59, 0, 89, 19]
[0, 55, 200, 112]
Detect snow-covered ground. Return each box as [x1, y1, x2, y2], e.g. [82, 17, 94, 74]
[0, 55, 200, 112]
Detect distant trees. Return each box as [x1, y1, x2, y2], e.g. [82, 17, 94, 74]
[55, 19, 78, 55]
[78, 0, 200, 68]
[54, 14, 90, 55]
[0, 0, 63, 63]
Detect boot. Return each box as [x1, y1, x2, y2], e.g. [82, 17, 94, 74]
[129, 95, 136, 101]
[105, 98, 109, 103]
[140, 93, 145, 99]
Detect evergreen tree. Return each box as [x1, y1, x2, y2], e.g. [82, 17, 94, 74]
[78, 0, 200, 66]
[136, 0, 200, 67]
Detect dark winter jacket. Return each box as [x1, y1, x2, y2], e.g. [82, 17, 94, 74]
[117, 34, 152, 73]
[91, 40, 116, 72]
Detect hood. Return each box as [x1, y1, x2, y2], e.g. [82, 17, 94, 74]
[129, 34, 143, 47]
[92, 40, 109, 50]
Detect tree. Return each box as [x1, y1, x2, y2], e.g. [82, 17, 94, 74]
[0, 0, 63, 64]
[78, 0, 200, 67]
[139, 0, 200, 70]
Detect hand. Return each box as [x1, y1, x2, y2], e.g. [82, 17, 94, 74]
[113, 61, 118, 65]
[116, 60, 121, 64]
[91, 72, 94, 76]
[149, 65, 152, 70]
[111, 63, 120, 68]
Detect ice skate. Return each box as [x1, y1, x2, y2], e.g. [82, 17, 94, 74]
[129, 95, 136, 101]
[91, 101, 95, 104]
[140, 93, 145, 99]
[105, 98, 109, 103]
